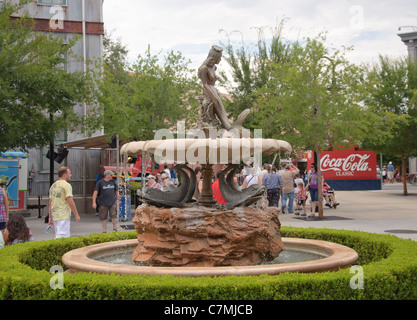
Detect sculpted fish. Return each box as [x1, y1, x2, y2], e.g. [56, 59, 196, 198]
[218, 164, 266, 209]
[137, 164, 196, 208]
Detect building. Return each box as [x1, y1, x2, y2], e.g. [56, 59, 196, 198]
[2, 0, 107, 214]
[398, 27, 417, 60]
[398, 27, 417, 174]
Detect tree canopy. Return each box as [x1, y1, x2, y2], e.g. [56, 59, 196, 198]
[96, 35, 200, 142]
[362, 55, 417, 194]
[0, 0, 96, 152]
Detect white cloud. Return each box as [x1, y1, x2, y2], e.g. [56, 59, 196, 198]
[103, 0, 417, 70]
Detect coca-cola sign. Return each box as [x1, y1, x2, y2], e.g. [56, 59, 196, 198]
[320, 150, 377, 180]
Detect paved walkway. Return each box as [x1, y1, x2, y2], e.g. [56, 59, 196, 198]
[280, 183, 417, 241]
[24, 183, 417, 242]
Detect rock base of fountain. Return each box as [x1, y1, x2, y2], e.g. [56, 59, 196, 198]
[131, 205, 284, 267]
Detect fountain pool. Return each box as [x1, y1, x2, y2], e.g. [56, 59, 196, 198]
[62, 237, 358, 277]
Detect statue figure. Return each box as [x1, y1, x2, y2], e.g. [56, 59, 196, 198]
[197, 45, 250, 131]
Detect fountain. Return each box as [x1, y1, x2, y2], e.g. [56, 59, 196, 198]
[62, 45, 358, 276]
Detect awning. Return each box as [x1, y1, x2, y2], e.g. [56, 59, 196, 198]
[0, 152, 28, 159]
[56, 135, 128, 212]
[57, 134, 128, 150]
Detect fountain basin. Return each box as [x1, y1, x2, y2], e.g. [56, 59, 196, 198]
[62, 238, 358, 277]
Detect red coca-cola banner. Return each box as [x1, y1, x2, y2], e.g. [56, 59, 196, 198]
[319, 150, 377, 180]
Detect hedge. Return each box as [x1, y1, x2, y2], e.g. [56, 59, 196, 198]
[0, 227, 416, 300]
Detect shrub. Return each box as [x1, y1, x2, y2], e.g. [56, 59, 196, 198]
[0, 228, 416, 300]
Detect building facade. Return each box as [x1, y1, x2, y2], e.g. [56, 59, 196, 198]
[398, 28, 417, 61]
[398, 28, 417, 174]
[2, 0, 106, 213]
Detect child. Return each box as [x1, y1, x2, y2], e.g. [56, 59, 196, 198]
[323, 181, 339, 208]
[295, 182, 307, 216]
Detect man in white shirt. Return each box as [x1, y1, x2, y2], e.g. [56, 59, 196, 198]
[48, 167, 80, 238]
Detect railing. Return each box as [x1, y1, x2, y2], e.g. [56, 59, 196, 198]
[28, 178, 96, 197]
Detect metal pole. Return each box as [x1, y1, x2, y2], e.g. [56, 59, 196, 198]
[380, 153, 383, 185]
[82, 0, 87, 214]
[82, 0, 87, 75]
[47, 141, 54, 224]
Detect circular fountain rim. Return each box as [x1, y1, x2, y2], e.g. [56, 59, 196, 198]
[62, 237, 358, 277]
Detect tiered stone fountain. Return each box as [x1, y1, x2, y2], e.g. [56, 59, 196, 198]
[62, 45, 358, 276]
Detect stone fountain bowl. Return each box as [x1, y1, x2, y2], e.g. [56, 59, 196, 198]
[62, 238, 358, 277]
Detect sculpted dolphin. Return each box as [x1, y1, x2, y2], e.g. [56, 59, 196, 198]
[137, 164, 195, 208]
[218, 164, 266, 209]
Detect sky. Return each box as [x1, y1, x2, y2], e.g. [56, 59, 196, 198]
[103, 0, 417, 73]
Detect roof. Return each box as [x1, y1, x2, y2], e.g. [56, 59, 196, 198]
[57, 135, 128, 150]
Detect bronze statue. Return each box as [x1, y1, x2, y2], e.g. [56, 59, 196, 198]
[197, 45, 249, 131]
[138, 164, 196, 208]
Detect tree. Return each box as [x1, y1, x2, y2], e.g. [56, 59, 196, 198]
[253, 33, 374, 218]
[97, 38, 200, 142]
[219, 20, 296, 131]
[0, 0, 96, 152]
[363, 55, 417, 195]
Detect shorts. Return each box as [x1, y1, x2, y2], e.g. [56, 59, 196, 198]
[54, 219, 71, 239]
[310, 189, 319, 202]
[387, 172, 394, 179]
[297, 199, 305, 206]
[98, 204, 117, 221]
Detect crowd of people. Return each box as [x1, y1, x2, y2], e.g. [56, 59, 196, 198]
[0, 161, 342, 246]
[206, 162, 339, 218]
[140, 162, 340, 218]
[185, 162, 339, 218]
[378, 162, 404, 184]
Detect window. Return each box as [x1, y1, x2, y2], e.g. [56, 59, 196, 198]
[37, 0, 67, 6]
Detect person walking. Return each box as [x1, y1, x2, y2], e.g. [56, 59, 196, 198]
[170, 165, 178, 185]
[295, 182, 307, 216]
[280, 163, 299, 214]
[0, 185, 9, 231]
[212, 172, 227, 205]
[241, 168, 260, 189]
[94, 166, 105, 216]
[48, 166, 80, 238]
[92, 170, 120, 233]
[258, 163, 270, 185]
[193, 167, 203, 200]
[0, 229, 5, 249]
[387, 162, 394, 184]
[305, 163, 323, 218]
[382, 165, 387, 183]
[262, 166, 283, 207]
